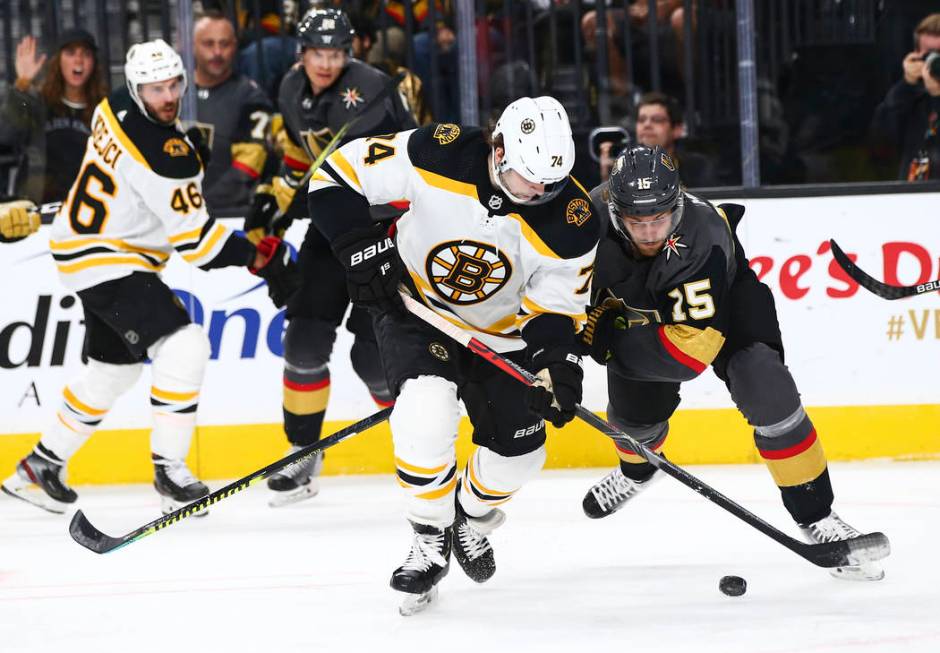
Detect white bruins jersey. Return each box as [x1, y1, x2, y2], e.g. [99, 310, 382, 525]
[49, 92, 234, 292]
[309, 123, 604, 352]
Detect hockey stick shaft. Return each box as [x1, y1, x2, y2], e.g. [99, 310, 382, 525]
[830, 239, 940, 300]
[400, 293, 889, 569]
[69, 406, 393, 554]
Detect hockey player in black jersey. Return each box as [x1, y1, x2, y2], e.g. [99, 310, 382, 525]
[307, 96, 602, 613]
[244, 8, 417, 506]
[579, 145, 886, 581]
[2, 39, 298, 515]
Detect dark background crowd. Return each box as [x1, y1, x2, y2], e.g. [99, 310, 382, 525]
[1, 0, 939, 216]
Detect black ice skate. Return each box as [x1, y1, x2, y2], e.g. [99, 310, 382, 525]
[266, 446, 322, 507]
[153, 454, 210, 516]
[799, 511, 886, 581]
[391, 521, 451, 616]
[1, 446, 78, 514]
[453, 499, 505, 583]
[582, 466, 659, 519]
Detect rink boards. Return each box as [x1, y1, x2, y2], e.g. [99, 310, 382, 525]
[1, 191, 938, 483]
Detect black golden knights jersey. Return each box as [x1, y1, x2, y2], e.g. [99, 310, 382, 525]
[589, 185, 737, 382]
[309, 124, 603, 353]
[50, 90, 236, 292]
[273, 59, 416, 213]
[194, 73, 273, 211]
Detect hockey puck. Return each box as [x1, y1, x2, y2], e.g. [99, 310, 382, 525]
[719, 575, 747, 596]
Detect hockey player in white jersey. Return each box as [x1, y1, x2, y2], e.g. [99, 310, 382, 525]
[2, 40, 298, 515]
[307, 97, 604, 613]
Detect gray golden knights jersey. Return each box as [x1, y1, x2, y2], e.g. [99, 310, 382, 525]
[277, 58, 416, 174]
[194, 73, 273, 211]
[589, 184, 737, 382]
[50, 91, 236, 292]
[310, 123, 604, 353]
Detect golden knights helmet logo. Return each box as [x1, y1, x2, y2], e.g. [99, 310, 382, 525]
[426, 240, 512, 304]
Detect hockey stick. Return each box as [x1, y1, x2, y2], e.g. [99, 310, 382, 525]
[69, 406, 392, 554]
[400, 292, 890, 569]
[261, 71, 407, 240]
[830, 239, 940, 300]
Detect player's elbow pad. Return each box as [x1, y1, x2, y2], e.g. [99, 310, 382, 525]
[307, 186, 373, 242]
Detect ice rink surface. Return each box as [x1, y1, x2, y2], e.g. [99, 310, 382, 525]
[2, 461, 938, 653]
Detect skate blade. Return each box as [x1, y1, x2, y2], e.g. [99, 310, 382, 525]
[1, 482, 71, 515]
[160, 495, 209, 518]
[830, 564, 885, 582]
[268, 483, 319, 508]
[399, 586, 438, 616]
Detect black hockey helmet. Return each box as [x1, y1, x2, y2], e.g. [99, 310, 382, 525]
[607, 145, 684, 242]
[296, 8, 354, 53]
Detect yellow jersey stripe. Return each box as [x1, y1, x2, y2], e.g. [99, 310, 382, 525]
[328, 150, 363, 191]
[169, 225, 204, 246]
[415, 167, 478, 199]
[181, 222, 228, 263]
[395, 457, 448, 476]
[50, 237, 170, 261]
[100, 98, 148, 168]
[505, 213, 560, 259]
[56, 255, 163, 274]
[415, 475, 458, 500]
[151, 386, 199, 402]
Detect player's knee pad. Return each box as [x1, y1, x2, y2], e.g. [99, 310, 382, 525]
[392, 375, 462, 528]
[726, 342, 801, 426]
[459, 446, 546, 516]
[284, 317, 336, 374]
[607, 405, 669, 464]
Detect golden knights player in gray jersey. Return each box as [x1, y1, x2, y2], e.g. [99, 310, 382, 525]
[579, 146, 886, 581]
[307, 96, 601, 613]
[1, 40, 297, 515]
[244, 8, 417, 506]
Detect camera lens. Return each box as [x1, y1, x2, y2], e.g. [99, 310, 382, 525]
[927, 51, 940, 81]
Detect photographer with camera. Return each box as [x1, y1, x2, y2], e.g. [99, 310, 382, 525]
[590, 91, 719, 186]
[872, 13, 940, 181]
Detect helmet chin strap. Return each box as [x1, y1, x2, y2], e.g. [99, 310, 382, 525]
[489, 150, 542, 206]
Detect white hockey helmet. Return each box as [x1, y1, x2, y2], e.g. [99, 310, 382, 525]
[491, 96, 575, 205]
[125, 39, 187, 122]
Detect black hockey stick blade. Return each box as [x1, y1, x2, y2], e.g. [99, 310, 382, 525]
[830, 239, 940, 300]
[68, 406, 393, 554]
[400, 293, 891, 570]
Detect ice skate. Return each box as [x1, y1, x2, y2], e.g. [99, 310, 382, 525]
[391, 521, 451, 616]
[1, 448, 78, 514]
[266, 446, 322, 507]
[799, 511, 886, 581]
[453, 500, 505, 583]
[582, 466, 659, 519]
[153, 454, 210, 517]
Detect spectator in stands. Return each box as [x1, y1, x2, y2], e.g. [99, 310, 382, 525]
[1, 29, 107, 204]
[872, 13, 940, 181]
[580, 0, 688, 104]
[349, 11, 433, 124]
[597, 91, 718, 186]
[193, 11, 275, 212]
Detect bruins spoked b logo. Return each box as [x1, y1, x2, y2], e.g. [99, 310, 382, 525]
[426, 240, 512, 304]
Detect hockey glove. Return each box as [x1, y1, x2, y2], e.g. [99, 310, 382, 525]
[579, 302, 628, 364]
[250, 236, 301, 308]
[244, 184, 279, 245]
[185, 126, 212, 168]
[525, 347, 584, 428]
[332, 225, 404, 314]
[0, 200, 39, 241]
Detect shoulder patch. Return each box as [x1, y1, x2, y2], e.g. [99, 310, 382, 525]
[432, 123, 460, 144]
[515, 177, 603, 259]
[120, 107, 201, 179]
[163, 137, 190, 157]
[565, 197, 592, 227]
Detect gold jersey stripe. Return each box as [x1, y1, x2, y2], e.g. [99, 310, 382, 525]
[99, 98, 148, 168]
[181, 222, 228, 264]
[415, 167, 478, 199]
[50, 237, 170, 261]
[151, 386, 199, 403]
[168, 225, 204, 246]
[661, 324, 725, 368]
[505, 212, 560, 259]
[395, 457, 448, 476]
[415, 474, 458, 500]
[56, 254, 163, 274]
[328, 149, 362, 191]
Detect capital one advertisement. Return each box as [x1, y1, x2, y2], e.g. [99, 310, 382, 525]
[1, 192, 938, 439]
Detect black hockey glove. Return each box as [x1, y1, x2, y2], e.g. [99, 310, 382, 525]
[185, 126, 212, 167]
[332, 225, 404, 314]
[250, 236, 301, 308]
[525, 347, 584, 428]
[579, 302, 628, 365]
[244, 184, 279, 245]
